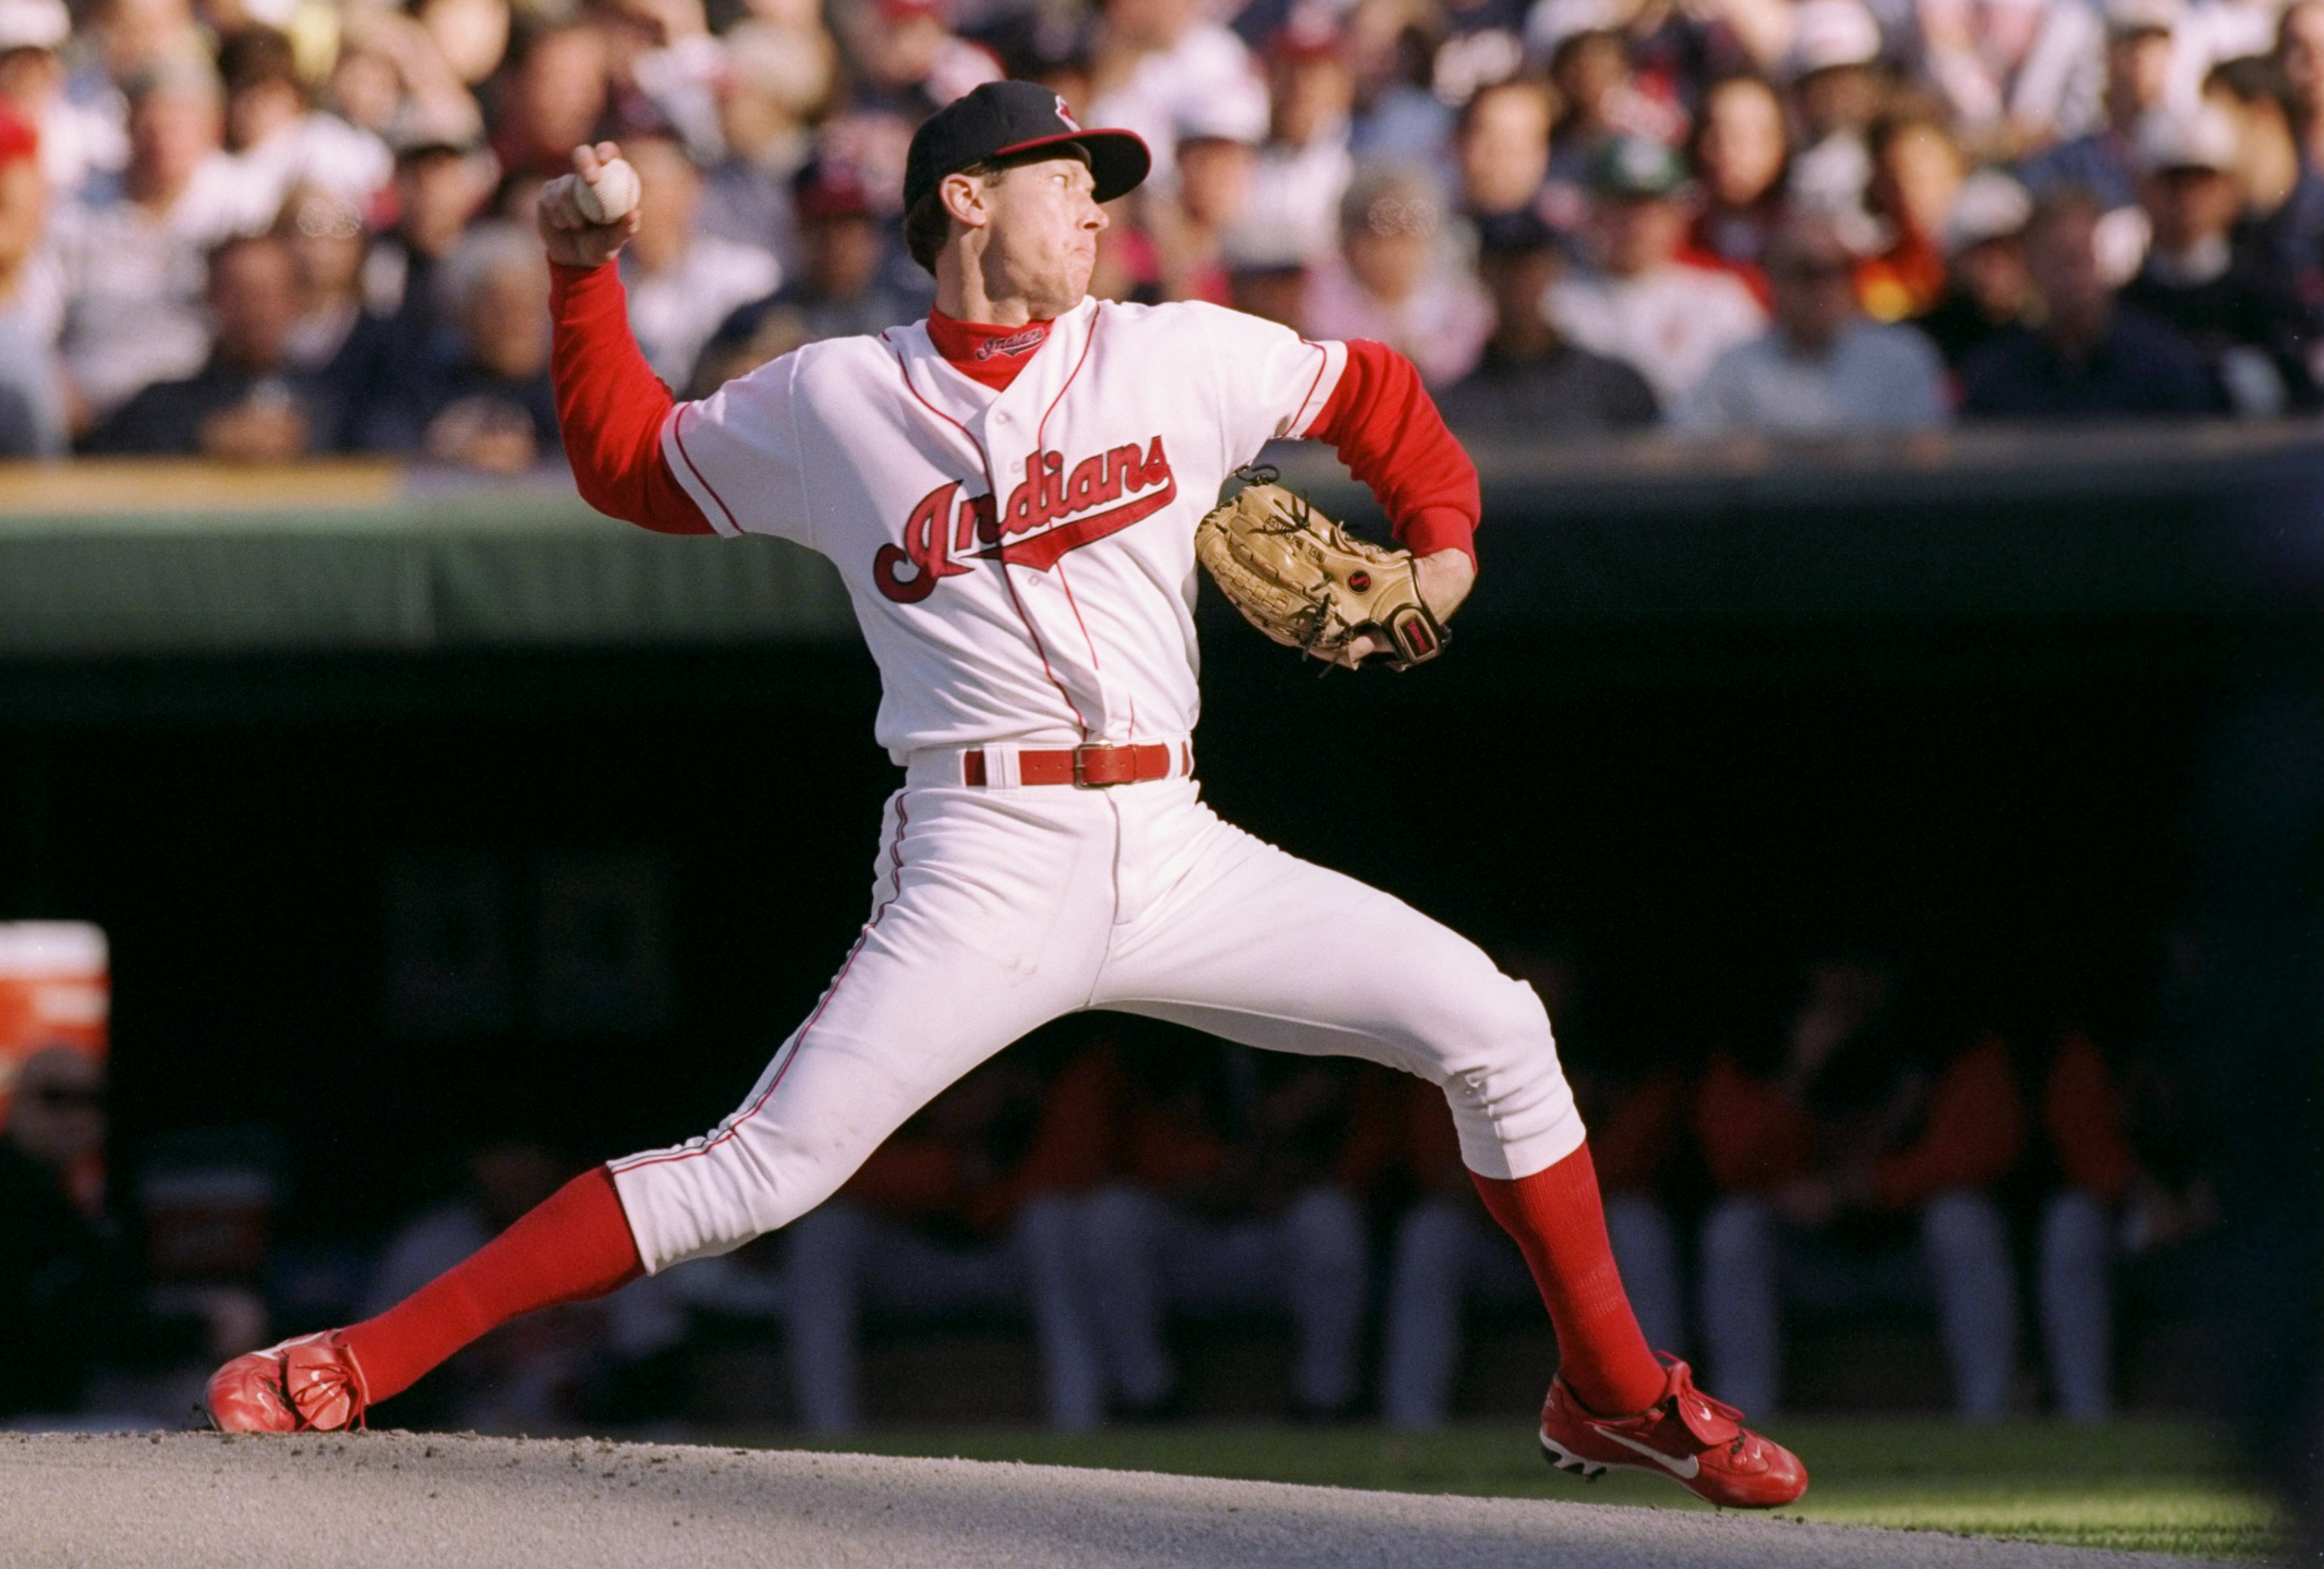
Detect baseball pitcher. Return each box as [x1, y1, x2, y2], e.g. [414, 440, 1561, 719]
[208, 81, 1806, 1507]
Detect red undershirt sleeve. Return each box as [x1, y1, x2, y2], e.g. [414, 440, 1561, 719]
[549, 261, 713, 536]
[1304, 339, 1479, 566]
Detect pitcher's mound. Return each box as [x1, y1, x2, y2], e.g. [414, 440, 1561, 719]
[0, 1430, 2231, 1568]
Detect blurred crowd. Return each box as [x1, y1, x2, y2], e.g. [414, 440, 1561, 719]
[0, 0, 2319, 461]
[2, 949, 2223, 1433]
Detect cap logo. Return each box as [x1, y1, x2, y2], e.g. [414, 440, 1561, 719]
[1055, 96, 1081, 131]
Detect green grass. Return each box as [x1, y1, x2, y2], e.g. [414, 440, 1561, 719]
[772, 1418, 2285, 1562]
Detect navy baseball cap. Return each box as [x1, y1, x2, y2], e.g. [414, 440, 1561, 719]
[903, 80, 1150, 213]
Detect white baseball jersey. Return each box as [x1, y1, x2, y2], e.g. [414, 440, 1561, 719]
[604, 294, 1583, 1284]
[658, 297, 1347, 761]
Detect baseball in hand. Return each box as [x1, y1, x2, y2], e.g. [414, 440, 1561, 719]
[574, 157, 642, 224]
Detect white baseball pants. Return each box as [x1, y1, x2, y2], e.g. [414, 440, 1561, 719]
[608, 766, 1586, 1275]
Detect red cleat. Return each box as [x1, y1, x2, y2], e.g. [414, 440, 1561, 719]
[1536, 1355, 1807, 1508]
[206, 1331, 371, 1434]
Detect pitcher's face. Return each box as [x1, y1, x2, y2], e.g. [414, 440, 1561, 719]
[977, 154, 1107, 315]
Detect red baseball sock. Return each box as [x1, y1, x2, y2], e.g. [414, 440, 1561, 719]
[1471, 1142, 1667, 1418]
[339, 1165, 645, 1405]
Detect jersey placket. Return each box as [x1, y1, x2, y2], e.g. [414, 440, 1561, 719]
[959, 305, 1120, 742]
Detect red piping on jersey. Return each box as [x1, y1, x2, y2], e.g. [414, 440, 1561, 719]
[887, 338, 1090, 737]
[614, 798, 912, 1176]
[1036, 310, 1101, 453]
[1033, 315, 1109, 734]
[1291, 340, 1330, 436]
[670, 404, 741, 535]
[1055, 562, 1106, 701]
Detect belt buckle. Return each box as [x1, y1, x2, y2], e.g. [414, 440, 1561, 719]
[1071, 744, 1117, 788]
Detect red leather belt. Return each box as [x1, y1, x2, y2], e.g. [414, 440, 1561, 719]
[962, 742, 1186, 788]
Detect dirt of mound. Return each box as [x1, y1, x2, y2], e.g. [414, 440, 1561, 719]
[0, 1431, 2234, 1569]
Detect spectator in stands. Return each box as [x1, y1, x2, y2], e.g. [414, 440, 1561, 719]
[784, 1049, 1111, 1432]
[0, 101, 59, 454]
[53, 57, 272, 432]
[326, 8, 486, 156]
[1343, 0, 1452, 165]
[1153, 96, 1264, 304]
[1087, 0, 1267, 190]
[616, 132, 779, 388]
[1532, 0, 1686, 192]
[415, 0, 511, 92]
[490, 20, 611, 183]
[1434, 209, 1659, 432]
[0, 0, 111, 198]
[1680, 209, 1951, 431]
[2270, 0, 2324, 269]
[1077, 1045, 1381, 1421]
[1914, 166, 2036, 368]
[1960, 187, 2219, 415]
[356, 219, 555, 470]
[691, 157, 924, 395]
[1229, 14, 1356, 268]
[216, 26, 390, 216]
[833, 0, 1000, 124]
[699, 17, 837, 266]
[1911, 0, 2107, 157]
[2016, 0, 2181, 213]
[1784, 0, 1889, 247]
[1379, 956, 1686, 1428]
[0, 1047, 264, 1418]
[1226, 257, 1308, 326]
[2121, 104, 2317, 412]
[1857, 101, 1965, 322]
[1452, 73, 1556, 225]
[1549, 135, 1769, 405]
[1695, 958, 2026, 1420]
[1303, 161, 1492, 384]
[1689, 73, 1791, 272]
[2035, 1028, 2220, 1422]
[2193, 56, 2305, 235]
[82, 230, 344, 456]
[278, 184, 368, 377]
[334, 117, 495, 428]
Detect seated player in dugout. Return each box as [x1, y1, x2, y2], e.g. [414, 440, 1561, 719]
[207, 81, 1807, 1507]
[782, 1039, 1116, 1432]
[1073, 1032, 1401, 1422]
[2029, 1007, 2222, 1423]
[1693, 954, 2027, 1421]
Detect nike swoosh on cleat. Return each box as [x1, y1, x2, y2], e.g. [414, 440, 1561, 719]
[1592, 1428, 1702, 1478]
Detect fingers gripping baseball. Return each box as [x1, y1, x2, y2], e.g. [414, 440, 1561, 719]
[539, 141, 643, 269]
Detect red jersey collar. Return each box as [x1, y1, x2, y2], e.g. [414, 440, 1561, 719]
[926, 309, 1054, 390]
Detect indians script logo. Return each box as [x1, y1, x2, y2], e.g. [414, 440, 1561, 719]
[975, 326, 1046, 360]
[872, 437, 1175, 604]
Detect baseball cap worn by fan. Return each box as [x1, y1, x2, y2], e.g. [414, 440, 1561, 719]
[0, 0, 67, 53]
[1943, 167, 2033, 255]
[2135, 104, 2239, 174]
[1587, 135, 1689, 200]
[2104, 0, 2182, 36]
[1787, 0, 1882, 79]
[903, 80, 1151, 213]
